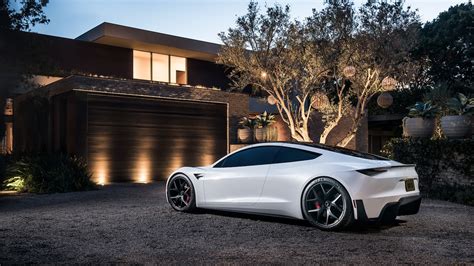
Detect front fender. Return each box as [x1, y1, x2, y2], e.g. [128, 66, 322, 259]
[166, 167, 206, 207]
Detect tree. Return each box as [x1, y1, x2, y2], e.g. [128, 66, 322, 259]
[0, 0, 50, 152]
[416, 2, 473, 94]
[0, 0, 50, 99]
[219, 0, 421, 147]
[310, 0, 421, 147]
[218, 2, 323, 141]
[0, 0, 49, 31]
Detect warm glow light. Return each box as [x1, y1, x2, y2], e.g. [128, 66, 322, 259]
[152, 53, 169, 82]
[260, 71, 268, 79]
[343, 66, 356, 77]
[202, 140, 216, 166]
[91, 135, 110, 185]
[267, 95, 277, 105]
[381, 76, 398, 91]
[96, 159, 108, 186]
[135, 153, 151, 184]
[170, 56, 187, 84]
[133, 50, 151, 80]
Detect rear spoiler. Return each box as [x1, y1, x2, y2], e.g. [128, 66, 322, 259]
[357, 164, 416, 176]
[390, 164, 416, 168]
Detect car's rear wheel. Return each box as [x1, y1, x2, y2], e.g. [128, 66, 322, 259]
[167, 174, 196, 212]
[302, 177, 353, 230]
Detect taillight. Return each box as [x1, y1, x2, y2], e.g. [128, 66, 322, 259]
[356, 167, 389, 176]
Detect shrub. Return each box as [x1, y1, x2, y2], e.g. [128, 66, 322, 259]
[382, 138, 474, 206]
[3, 153, 95, 193]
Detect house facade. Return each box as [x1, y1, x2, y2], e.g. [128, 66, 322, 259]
[4, 22, 368, 184]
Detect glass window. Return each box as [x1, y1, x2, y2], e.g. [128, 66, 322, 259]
[170, 56, 187, 84]
[133, 50, 151, 80]
[152, 53, 169, 82]
[273, 147, 320, 164]
[300, 143, 389, 160]
[215, 146, 280, 168]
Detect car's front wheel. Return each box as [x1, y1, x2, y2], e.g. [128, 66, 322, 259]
[301, 177, 353, 230]
[167, 174, 196, 212]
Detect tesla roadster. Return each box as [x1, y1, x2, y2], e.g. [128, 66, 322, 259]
[166, 142, 421, 230]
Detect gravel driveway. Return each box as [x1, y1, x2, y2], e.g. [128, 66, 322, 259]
[1, 183, 473, 264]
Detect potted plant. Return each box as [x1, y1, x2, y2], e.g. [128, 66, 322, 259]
[238, 117, 256, 143]
[254, 111, 277, 142]
[441, 93, 473, 138]
[403, 102, 439, 138]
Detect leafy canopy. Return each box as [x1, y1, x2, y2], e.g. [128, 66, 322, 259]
[0, 0, 49, 31]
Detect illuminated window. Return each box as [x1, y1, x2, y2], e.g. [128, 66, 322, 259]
[152, 53, 169, 82]
[170, 56, 187, 84]
[133, 51, 187, 84]
[133, 50, 151, 80]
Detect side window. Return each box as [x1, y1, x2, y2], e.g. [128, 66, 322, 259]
[214, 146, 280, 168]
[273, 147, 320, 164]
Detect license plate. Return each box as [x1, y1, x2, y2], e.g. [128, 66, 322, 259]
[405, 179, 415, 192]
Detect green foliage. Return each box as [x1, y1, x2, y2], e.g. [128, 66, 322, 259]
[255, 111, 276, 128]
[407, 101, 440, 118]
[382, 138, 474, 206]
[446, 93, 474, 116]
[423, 84, 452, 110]
[3, 153, 95, 193]
[0, 0, 50, 31]
[415, 2, 474, 92]
[239, 116, 256, 129]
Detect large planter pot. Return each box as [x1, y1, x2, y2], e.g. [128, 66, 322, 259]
[237, 127, 253, 143]
[254, 126, 278, 142]
[254, 128, 266, 142]
[402, 117, 435, 138]
[266, 126, 278, 141]
[440, 115, 471, 138]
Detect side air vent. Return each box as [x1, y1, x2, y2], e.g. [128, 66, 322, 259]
[194, 173, 204, 179]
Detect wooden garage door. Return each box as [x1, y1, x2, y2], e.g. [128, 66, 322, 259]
[87, 94, 227, 183]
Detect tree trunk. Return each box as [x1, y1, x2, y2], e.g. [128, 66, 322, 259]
[337, 132, 356, 148]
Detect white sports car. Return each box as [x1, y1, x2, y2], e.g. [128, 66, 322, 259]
[166, 142, 421, 230]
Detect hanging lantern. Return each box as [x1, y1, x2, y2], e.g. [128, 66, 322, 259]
[4, 98, 13, 116]
[343, 66, 356, 77]
[381, 76, 397, 91]
[377, 92, 393, 108]
[311, 92, 330, 109]
[267, 95, 277, 105]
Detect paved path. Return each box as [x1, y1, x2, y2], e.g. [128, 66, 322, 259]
[0, 183, 473, 264]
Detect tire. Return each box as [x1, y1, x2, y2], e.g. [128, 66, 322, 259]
[167, 174, 197, 212]
[301, 177, 353, 231]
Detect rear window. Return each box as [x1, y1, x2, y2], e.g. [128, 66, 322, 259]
[298, 143, 390, 160]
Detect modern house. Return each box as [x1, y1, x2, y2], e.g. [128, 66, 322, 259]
[4, 22, 368, 184]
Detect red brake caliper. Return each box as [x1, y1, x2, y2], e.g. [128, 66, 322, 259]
[315, 202, 321, 209]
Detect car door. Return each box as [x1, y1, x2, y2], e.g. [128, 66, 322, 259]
[201, 146, 280, 209]
[257, 147, 321, 216]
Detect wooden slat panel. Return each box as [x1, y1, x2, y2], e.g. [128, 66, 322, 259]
[87, 94, 227, 183]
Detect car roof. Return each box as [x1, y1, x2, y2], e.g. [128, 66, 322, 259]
[246, 142, 390, 161]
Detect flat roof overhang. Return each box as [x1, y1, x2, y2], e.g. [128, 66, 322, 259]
[76, 22, 221, 62]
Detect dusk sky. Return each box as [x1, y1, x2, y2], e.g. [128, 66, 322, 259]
[32, 0, 466, 44]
